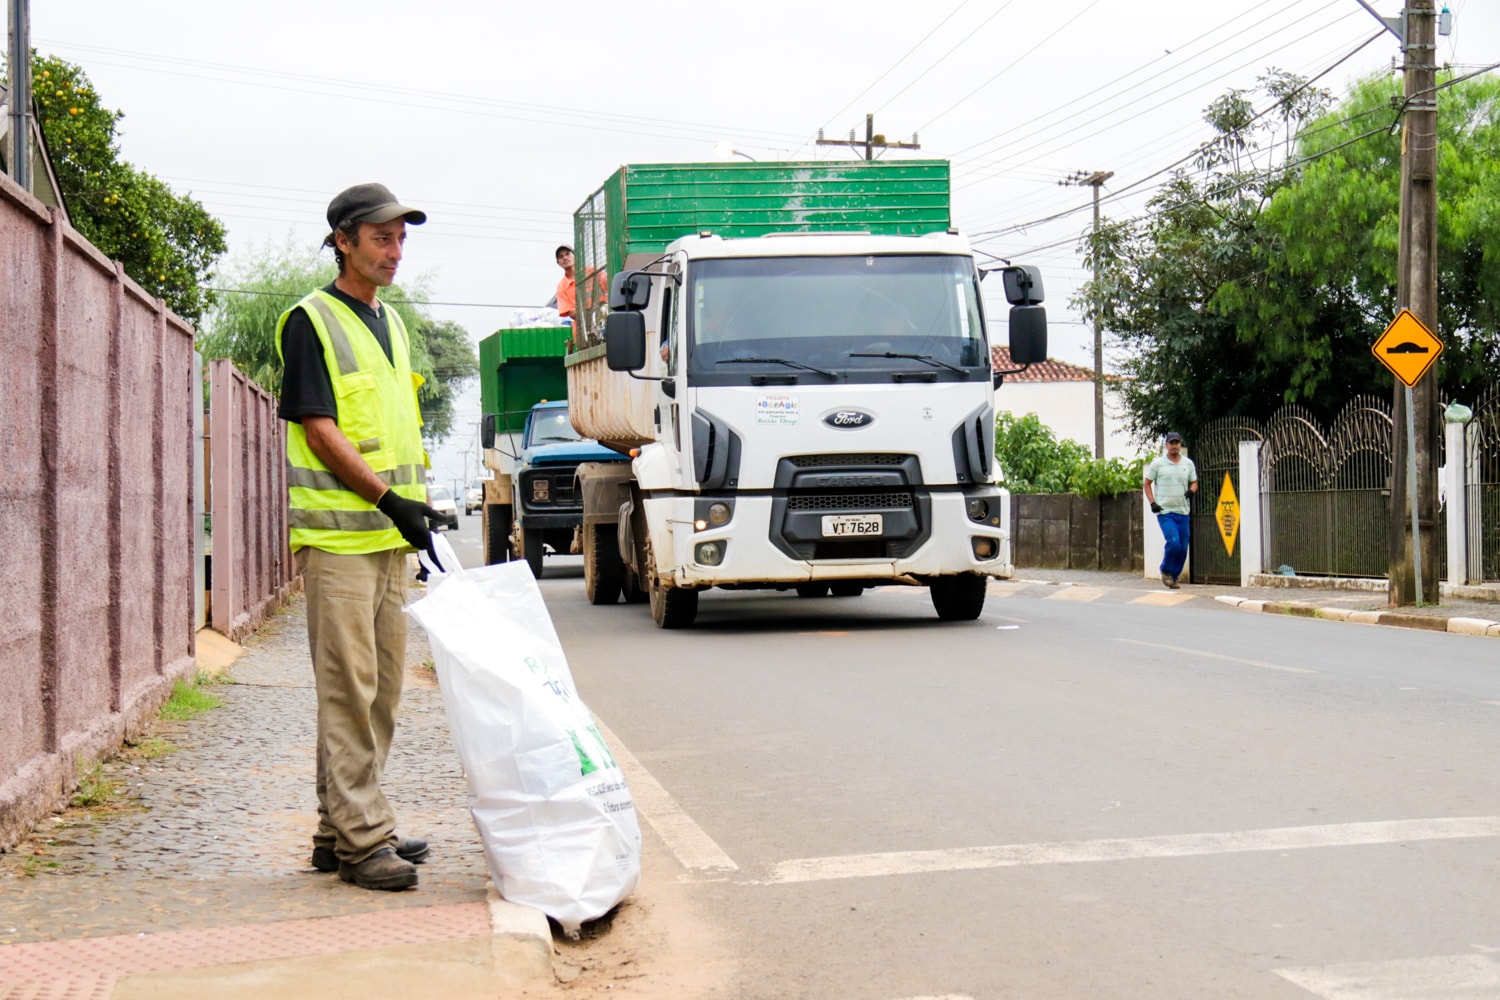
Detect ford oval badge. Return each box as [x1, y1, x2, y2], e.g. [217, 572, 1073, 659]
[824, 409, 874, 430]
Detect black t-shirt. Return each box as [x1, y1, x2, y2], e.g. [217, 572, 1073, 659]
[278, 284, 396, 423]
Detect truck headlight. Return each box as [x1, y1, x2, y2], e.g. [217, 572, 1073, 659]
[967, 498, 989, 522]
[971, 536, 998, 560]
[532, 479, 550, 502]
[708, 501, 732, 525]
[695, 541, 726, 566]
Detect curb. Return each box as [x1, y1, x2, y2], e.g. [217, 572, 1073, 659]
[487, 887, 556, 982]
[1214, 595, 1500, 637]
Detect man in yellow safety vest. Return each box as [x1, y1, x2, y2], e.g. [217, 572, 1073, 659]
[276, 182, 443, 891]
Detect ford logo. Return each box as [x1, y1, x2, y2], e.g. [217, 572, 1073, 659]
[824, 409, 874, 429]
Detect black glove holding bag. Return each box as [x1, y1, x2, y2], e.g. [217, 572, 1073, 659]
[376, 490, 445, 571]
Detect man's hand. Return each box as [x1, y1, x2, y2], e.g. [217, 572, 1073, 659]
[1150, 501, 1163, 514]
[376, 490, 445, 571]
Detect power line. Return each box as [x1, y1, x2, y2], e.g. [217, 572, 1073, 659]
[869, 2, 1015, 116]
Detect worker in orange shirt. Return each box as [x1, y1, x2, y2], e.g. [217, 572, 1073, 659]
[555, 245, 578, 324]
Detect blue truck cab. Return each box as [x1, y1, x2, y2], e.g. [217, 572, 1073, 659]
[513, 400, 623, 579]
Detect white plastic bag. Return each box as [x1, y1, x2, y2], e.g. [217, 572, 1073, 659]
[408, 536, 640, 934]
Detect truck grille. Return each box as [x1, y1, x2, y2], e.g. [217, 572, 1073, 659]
[789, 453, 910, 468]
[786, 492, 915, 512]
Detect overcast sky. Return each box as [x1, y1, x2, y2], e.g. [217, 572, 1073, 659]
[19, 0, 1500, 481]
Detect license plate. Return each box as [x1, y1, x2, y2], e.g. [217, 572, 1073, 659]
[822, 514, 883, 537]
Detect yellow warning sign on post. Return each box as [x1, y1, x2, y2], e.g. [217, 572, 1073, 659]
[1371, 309, 1443, 388]
[1216, 473, 1240, 556]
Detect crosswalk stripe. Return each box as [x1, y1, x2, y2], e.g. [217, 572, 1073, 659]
[1275, 953, 1500, 998]
[761, 816, 1500, 885]
[1044, 586, 1111, 602]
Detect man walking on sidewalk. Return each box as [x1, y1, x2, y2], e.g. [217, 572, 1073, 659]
[1144, 431, 1197, 589]
[275, 183, 443, 891]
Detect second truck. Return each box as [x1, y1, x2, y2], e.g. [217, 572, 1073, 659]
[565, 159, 1048, 628]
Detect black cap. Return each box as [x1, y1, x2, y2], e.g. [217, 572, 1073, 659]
[556, 245, 573, 259]
[326, 183, 426, 232]
[1164, 431, 1183, 443]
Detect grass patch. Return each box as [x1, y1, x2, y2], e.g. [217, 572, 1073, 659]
[125, 735, 176, 760]
[158, 675, 225, 721]
[70, 759, 122, 809]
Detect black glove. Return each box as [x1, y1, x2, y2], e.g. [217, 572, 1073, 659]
[1150, 501, 1163, 514]
[376, 490, 445, 572]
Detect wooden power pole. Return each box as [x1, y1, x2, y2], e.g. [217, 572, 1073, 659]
[816, 114, 921, 161]
[1061, 169, 1114, 459]
[1389, 0, 1441, 606]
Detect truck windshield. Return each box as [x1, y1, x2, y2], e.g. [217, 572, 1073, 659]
[686, 254, 988, 385]
[528, 409, 582, 445]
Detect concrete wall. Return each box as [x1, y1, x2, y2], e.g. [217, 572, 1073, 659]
[0, 172, 198, 848]
[209, 360, 295, 640]
[1010, 493, 1143, 572]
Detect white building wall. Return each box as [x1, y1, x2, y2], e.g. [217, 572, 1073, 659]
[997, 382, 1139, 459]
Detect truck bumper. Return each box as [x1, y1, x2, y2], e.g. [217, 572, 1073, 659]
[642, 486, 1011, 587]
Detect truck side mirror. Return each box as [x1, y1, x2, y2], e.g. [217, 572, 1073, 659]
[1001, 265, 1045, 306]
[605, 311, 648, 371]
[609, 271, 652, 310]
[481, 413, 496, 449]
[1008, 304, 1048, 365]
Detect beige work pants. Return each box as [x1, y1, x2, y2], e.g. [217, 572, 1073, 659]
[296, 546, 409, 865]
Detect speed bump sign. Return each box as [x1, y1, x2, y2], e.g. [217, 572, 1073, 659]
[1216, 473, 1239, 556]
[1372, 309, 1443, 388]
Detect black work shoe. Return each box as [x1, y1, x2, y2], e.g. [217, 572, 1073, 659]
[338, 847, 418, 891]
[312, 837, 430, 873]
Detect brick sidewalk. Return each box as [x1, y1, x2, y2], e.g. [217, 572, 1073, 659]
[0, 591, 545, 998]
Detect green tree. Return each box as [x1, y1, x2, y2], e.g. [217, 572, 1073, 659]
[994, 412, 1144, 497]
[1077, 70, 1336, 440]
[1081, 69, 1500, 439]
[26, 54, 227, 324]
[198, 242, 478, 444]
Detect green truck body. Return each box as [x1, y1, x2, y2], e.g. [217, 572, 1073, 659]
[478, 325, 572, 431]
[570, 159, 951, 343]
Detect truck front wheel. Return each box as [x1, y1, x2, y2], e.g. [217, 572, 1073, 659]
[584, 524, 623, 605]
[648, 572, 698, 629]
[929, 574, 987, 621]
[484, 504, 513, 566]
[523, 527, 546, 580]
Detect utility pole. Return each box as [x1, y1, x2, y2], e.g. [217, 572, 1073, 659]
[1388, 0, 1440, 606]
[1061, 169, 1114, 459]
[816, 114, 921, 161]
[5, 0, 31, 190]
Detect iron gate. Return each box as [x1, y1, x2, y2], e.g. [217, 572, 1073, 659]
[1469, 386, 1500, 582]
[1189, 417, 1262, 584]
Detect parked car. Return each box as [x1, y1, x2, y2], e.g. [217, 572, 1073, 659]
[465, 478, 484, 515]
[426, 485, 460, 531]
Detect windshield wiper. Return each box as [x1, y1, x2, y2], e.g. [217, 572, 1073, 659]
[849, 351, 966, 375]
[718, 357, 839, 379]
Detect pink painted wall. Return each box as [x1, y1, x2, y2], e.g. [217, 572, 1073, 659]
[0, 172, 200, 848]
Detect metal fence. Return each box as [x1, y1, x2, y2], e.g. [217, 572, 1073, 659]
[1189, 417, 1262, 584]
[1468, 385, 1500, 581]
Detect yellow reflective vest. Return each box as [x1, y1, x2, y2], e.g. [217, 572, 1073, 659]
[276, 290, 429, 554]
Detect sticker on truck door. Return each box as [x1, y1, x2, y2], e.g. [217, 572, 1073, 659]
[756, 395, 800, 425]
[822, 514, 882, 537]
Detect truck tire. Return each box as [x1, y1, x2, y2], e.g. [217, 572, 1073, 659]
[523, 527, 545, 580]
[584, 524, 623, 605]
[795, 582, 829, 599]
[829, 582, 865, 598]
[622, 566, 650, 604]
[484, 504, 513, 566]
[929, 574, 987, 621]
[649, 576, 698, 629]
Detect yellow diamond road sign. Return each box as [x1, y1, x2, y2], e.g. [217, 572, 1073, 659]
[1372, 309, 1443, 388]
[1216, 473, 1239, 557]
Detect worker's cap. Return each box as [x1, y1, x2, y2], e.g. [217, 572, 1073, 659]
[1164, 431, 1183, 443]
[326, 183, 427, 232]
[555, 245, 573, 259]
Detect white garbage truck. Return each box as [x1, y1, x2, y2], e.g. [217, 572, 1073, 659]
[564, 161, 1047, 628]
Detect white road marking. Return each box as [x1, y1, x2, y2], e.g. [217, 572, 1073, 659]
[891, 995, 975, 1000]
[1275, 952, 1500, 998]
[1112, 636, 1317, 674]
[761, 816, 1500, 885]
[1129, 591, 1196, 607]
[1045, 586, 1111, 602]
[595, 720, 739, 873]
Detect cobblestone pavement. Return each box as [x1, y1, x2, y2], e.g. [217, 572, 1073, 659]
[0, 589, 493, 947]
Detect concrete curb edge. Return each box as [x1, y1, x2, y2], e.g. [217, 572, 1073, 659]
[486, 887, 555, 982]
[1214, 595, 1500, 637]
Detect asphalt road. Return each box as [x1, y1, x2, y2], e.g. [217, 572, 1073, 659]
[436, 512, 1500, 998]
